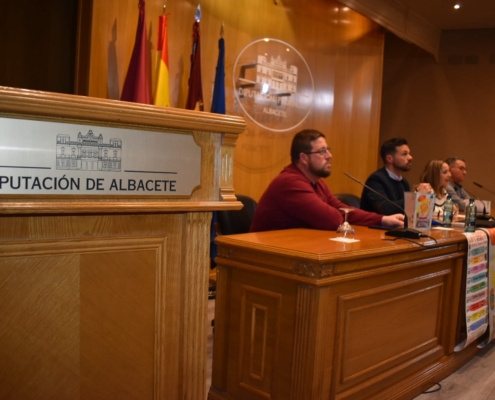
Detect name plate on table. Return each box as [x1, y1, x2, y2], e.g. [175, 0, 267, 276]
[0, 117, 201, 196]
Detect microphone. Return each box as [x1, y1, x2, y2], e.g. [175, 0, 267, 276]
[473, 194, 488, 218]
[472, 182, 494, 221]
[344, 172, 422, 239]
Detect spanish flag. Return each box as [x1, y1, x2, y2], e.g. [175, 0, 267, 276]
[154, 14, 171, 107]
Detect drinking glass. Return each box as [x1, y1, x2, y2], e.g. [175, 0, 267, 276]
[336, 208, 355, 238]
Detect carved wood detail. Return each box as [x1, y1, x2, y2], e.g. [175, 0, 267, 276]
[295, 261, 334, 278]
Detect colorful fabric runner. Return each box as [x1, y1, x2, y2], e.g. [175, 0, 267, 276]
[455, 230, 488, 351]
[479, 228, 495, 346]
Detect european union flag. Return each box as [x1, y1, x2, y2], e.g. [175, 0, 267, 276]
[211, 37, 225, 114]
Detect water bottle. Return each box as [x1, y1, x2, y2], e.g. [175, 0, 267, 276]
[464, 198, 477, 232]
[443, 195, 454, 227]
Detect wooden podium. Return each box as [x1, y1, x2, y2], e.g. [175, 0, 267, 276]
[0, 87, 245, 400]
[209, 227, 480, 400]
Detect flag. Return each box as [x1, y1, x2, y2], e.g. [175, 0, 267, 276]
[154, 13, 171, 107]
[211, 35, 226, 114]
[121, 0, 151, 104]
[185, 9, 204, 111]
[209, 32, 226, 265]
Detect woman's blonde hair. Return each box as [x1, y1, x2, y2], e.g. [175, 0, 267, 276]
[419, 159, 447, 198]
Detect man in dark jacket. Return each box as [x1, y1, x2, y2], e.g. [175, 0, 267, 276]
[360, 138, 431, 215]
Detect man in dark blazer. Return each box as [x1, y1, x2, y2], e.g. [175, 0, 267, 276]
[360, 138, 431, 215]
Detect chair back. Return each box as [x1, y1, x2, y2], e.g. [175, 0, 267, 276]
[217, 194, 257, 235]
[334, 193, 361, 208]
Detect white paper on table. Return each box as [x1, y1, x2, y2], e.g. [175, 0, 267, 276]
[330, 238, 360, 243]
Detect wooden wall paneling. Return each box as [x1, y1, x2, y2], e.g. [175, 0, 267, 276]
[229, 1, 385, 199]
[380, 30, 495, 205]
[0, 0, 78, 94]
[324, 15, 385, 197]
[227, 0, 301, 200]
[89, 0, 154, 100]
[87, 0, 385, 201]
[75, 0, 94, 95]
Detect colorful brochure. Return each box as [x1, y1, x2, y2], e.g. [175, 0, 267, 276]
[455, 230, 488, 351]
[405, 192, 435, 231]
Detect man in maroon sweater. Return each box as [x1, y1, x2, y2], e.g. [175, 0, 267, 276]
[250, 129, 404, 232]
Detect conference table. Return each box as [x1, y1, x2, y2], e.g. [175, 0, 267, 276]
[208, 225, 482, 400]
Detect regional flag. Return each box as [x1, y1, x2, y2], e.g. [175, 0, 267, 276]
[121, 0, 152, 104]
[154, 14, 171, 107]
[185, 6, 204, 111]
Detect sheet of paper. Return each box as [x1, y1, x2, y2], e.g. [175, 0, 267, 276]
[329, 238, 360, 243]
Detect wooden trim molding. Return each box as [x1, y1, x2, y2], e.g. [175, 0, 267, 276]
[0, 86, 246, 134]
[0, 200, 243, 215]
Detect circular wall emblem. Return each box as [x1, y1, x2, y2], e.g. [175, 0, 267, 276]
[233, 38, 314, 132]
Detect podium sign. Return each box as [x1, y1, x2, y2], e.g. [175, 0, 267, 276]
[0, 117, 201, 197]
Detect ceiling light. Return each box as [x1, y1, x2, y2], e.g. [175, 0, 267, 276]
[454, 4, 461, 9]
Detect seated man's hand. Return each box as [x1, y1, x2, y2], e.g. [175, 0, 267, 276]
[381, 214, 405, 228]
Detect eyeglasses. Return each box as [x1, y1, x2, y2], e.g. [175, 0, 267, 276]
[305, 147, 330, 156]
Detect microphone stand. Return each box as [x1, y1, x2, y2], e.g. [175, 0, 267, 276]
[344, 172, 422, 239]
[474, 182, 495, 195]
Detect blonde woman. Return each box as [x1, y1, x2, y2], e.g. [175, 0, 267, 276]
[419, 160, 453, 216]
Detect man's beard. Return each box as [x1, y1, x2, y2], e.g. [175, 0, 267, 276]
[394, 161, 411, 173]
[309, 163, 331, 178]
